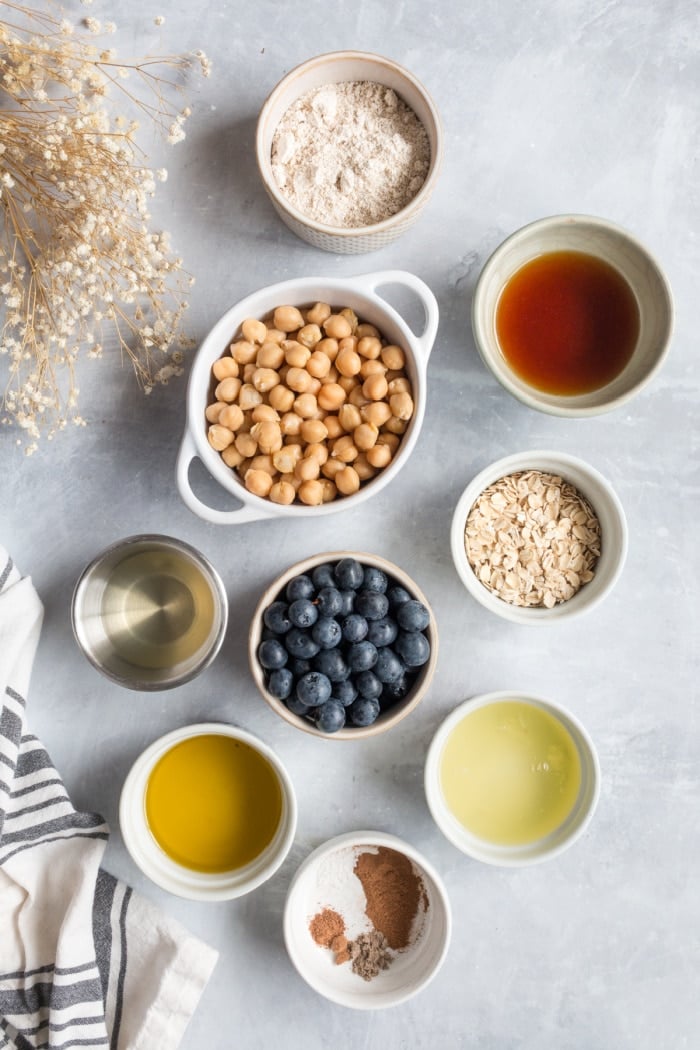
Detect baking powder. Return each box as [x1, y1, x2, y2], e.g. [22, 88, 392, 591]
[271, 81, 430, 228]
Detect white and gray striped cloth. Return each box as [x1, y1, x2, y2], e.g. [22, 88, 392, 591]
[0, 549, 218, 1050]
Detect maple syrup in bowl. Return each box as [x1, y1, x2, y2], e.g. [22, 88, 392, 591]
[472, 214, 674, 416]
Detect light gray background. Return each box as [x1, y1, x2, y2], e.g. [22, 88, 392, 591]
[2, 1, 698, 1047]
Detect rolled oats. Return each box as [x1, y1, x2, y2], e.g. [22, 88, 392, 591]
[464, 470, 601, 608]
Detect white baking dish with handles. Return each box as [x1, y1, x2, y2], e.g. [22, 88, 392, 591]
[176, 270, 439, 525]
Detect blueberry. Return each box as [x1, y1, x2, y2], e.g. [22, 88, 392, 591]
[362, 567, 388, 593]
[355, 590, 389, 621]
[332, 679, 358, 707]
[374, 646, 405, 683]
[341, 613, 368, 643]
[379, 674, 414, 708]
[314, 648, 350, 682]
[334, 557, 364, 591]
[397, 599, 430, 632]
[261, 626, 276, 641]
[311, 563, 336, 590]
[288, 598, 319, 629]
[267, 667, 294, 700]
[347, 640, 378, 672]
[315, 586, 344, 617]
[263, 601, 292, 635]
[286, 574, 315, 602]
[349, 697, 380, 727]
[395, 630, 431, 667]
[312, 616, 342, 650]
[296, 671, 332, 707]
[355, 670, 382, 700]
[367, 616, 398, 648]
[338, 589, 355, 616]
[286, 694, 313, 715]
[257, 639, 288, 670]
[284, 628, 320, 660]
[289, 656, 312, 677]
[314, 700, 346, 734]
[387, 585, 412, 609]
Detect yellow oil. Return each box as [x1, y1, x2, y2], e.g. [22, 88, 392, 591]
[145, 734, 283, 873]
[439, 700, 582, 846]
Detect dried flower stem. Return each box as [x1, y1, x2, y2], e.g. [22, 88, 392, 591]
[0, 2, 211, 451]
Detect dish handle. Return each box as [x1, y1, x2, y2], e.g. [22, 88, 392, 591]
[350, 270, 439, 365]
[176, 430, 275, 525]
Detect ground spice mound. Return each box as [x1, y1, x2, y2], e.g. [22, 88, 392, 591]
[309, 907, 345, 948]
[353, 846, 425, 950]
[348, 930, 392, 981]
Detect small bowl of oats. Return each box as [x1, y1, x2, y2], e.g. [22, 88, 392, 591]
[450, 451, 628, 624]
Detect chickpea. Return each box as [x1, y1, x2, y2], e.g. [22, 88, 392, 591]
[297, 323, 322, 348]
[338, 335, 358, 353]
[362, 373, 389, 401]
[323, 313, 353, 340]
[338, 403, 362, 432]
[366, 443, 392, 469]
[221, 445, 245, 469]
[250, 420, 282, 454]
[273, 305, 305, 332]
[212, 356, 240, 381]
[242, 363, 256, 383]
[354, 422, 379, 451]
[356, 322, 380, 340]
[322, 457, 345, 480]
[295, 456, 320, 482]
[320, 479, 338, 503]
[280, 411, 302, 437]
[218, 404, 244, 431]
[252, 367, 280, 393]
[263, 327, 285, 345]
[307, 350, 331, 379]
[284, 341, 311, 368]
[205, 401, 226, 423]
[336, 347, 362, 377]
[324, 415, 344, 440]
[244, 469, 273, 498]
[281, 472, 303, 493]
[251, 404, 280, 423]
[338, 375, 358, 395]
[360, 400, 392, 427]
[273, 445, 302, 474]
[348, 384, 371, 408]
[293, 393, 319, 419]
[359, 358, 386, 379]
[238, 383, 263, 411]
[268, 384, 295, 413]
[331, 435, 358, 463]
[300, 418, 328, 444]
[256, 342, 285, 369]
[357, 336, 382, 360]
[317, 383, 346, 411]
[323, 365, 340, 383]
[207, 424, 234, 451]
[340, 307, 358, 331]
[353, 452, 377, 481]
[381, 344, 406, 370]
[389, 391, 414, 420]
[305, 301, 332, 326]
[388, 377, 412, 395]
[384, 415, 408, 435]
[335, 465, 361, 496]
[316, 337, 339, 361]
[235, 431, 258, 458]
[377, 431, 400, 452]
[269, 480, 296, 505]
[286, 366, 314, 394]
[298, 479, 324, 506]
[241, 317, 268, 345]
[305, 442, 329, 466]
[231, 340, 258, 365]
[215, 376, 242, 403]
[249, 454, 276, 475]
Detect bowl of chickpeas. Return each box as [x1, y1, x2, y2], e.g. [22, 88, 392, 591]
[176, 270, 438, 524]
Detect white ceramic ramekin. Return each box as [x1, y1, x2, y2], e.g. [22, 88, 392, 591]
[119, 723, 297, 901]
[472, 214, 674, 416]
[176, 270, 438, 524]
[255, 51, 443, 254]
[284, 831, 451, 1008]
[450, 450, 628, 624]
[424, 692, 601, 867]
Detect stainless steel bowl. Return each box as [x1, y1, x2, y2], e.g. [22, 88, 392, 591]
[71, 535, 228, 690]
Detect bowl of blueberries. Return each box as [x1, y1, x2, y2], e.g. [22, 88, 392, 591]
[249, 552, 438, 738]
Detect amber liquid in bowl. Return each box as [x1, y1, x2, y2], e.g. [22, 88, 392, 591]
[495, 250, 640, 395]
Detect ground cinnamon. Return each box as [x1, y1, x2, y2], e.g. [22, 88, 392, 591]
[309, 907, 345, 948]
[353, 847, 425, 950]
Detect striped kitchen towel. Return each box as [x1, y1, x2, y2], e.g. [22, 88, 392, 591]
[0, 549, 218, 1050]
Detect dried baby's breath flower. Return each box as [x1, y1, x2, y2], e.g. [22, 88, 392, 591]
[0, 2, 211, 448]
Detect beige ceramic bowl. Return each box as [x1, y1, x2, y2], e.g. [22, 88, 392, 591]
[472, 214, 674, 416]
[249, 551, 438, 740]
[255, 51, 443, 253]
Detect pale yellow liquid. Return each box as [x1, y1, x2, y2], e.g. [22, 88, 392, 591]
[439, 700, 582, 846]
[145, 735, 283, 873]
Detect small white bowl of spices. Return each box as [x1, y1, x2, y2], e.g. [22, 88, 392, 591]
[450, 450, 628, 624]
[255, 51, 443, 253]
[284, 831, 451, 1008]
